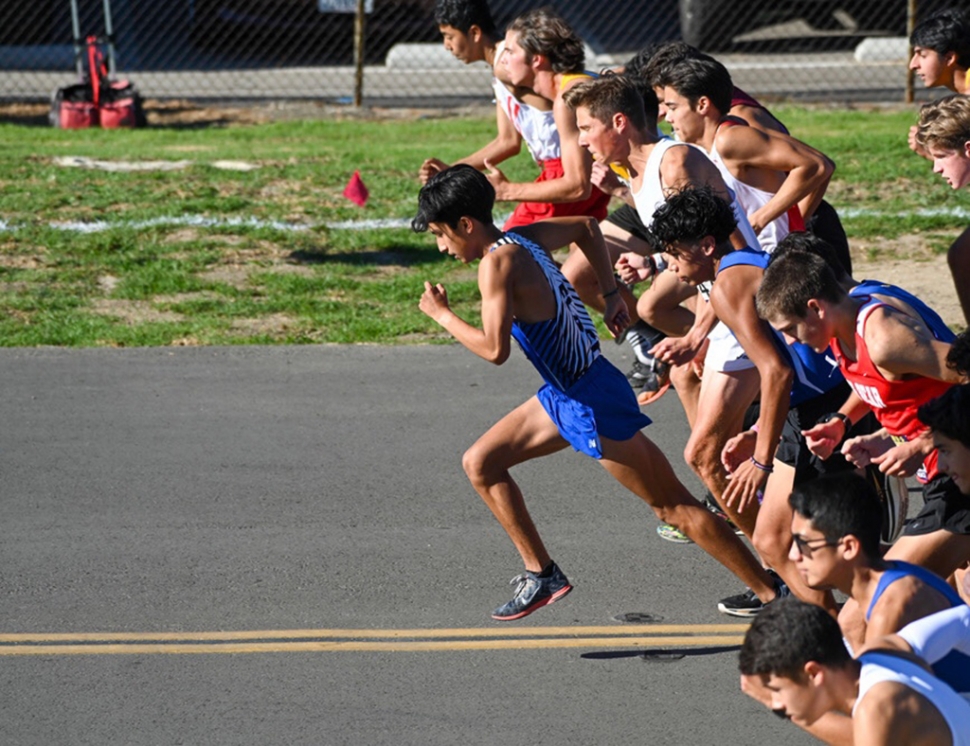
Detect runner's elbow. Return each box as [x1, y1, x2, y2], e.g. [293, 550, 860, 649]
[483, 343, 511, 365]
[561, 179, 591, 202]
[778, 364, 795, 389]
[814, 157, 834, 186]
[822, 155, 836, 178]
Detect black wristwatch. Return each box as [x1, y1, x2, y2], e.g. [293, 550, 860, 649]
[817, 411, 851, 436]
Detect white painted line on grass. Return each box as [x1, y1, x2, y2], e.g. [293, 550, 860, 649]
[0, 208, 966, 236]
[840, 207, 970, 219]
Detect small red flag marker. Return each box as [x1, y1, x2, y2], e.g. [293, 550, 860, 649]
[342, 170, 369, 207]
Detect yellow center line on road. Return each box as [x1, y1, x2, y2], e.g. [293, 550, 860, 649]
[0, 624, 748, 656]
[0, 623, 748, 643]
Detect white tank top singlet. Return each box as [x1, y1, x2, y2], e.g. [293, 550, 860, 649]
[855, 652, 970, 746]
[708, 125, 789, 252]
[492, 78, 559, 164]
[632, 139, 759, 249]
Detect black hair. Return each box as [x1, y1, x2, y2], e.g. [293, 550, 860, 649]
[919, 385, 970, 449]
[739, 597, 852, 679]
[770, 231, 852, 284]
[662, 55, 733, 115]
[649, 185, 737, 253]
[604, 52, 660, 122]
[412, 164, 494, 232]
[433, 0, 497, 37]
[918, 331, 970, 448]
[636, 85, 660, 128]
[911, 7, 970, 69]
[626, 40, 700, 89]
[948, 330, 970, 377]
[788, 472, 883, 560]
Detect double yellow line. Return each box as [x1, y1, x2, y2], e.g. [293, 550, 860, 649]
[0, 624, 748, 656]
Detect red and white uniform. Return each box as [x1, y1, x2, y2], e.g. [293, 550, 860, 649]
[831, 298, 955, 481]
[492, 78, 558, 164]
[492, 72, 611, 229]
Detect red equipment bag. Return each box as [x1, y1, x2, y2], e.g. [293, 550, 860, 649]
[50, 35, 145, 129]
[99, 81, 144, 129]
[49, 82, 98, 129]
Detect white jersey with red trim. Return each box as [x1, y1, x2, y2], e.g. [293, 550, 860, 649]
[491, 78, 558, 164]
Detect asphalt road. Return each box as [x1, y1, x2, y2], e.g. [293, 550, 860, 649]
[0, 343, 817, 745]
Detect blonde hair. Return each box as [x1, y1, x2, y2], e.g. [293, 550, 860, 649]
[917, 94, 970, 152]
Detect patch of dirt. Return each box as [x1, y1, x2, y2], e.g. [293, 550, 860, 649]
[168, 336, 204, 346]
[397, 331, 454, 342]
[0, 254, 47, 269]
[851, 246, 964, 331]
[91, 299, 185, 324]
[154, 291, 224, 305]
[852, 233, 938, 260]
[196, 266, 252, 289]
[0, 282, 34, 294]
[162, 228, 203, 244]
[228, 314, 299, 337]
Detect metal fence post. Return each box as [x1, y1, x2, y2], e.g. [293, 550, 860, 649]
[905, 0, 917, 104]
[354, 0, 366, 107]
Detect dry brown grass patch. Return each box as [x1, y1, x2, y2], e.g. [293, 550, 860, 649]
[228, 313, 300, 338]
[91, 299, 186, 324]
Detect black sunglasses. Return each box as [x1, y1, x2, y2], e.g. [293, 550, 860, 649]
[792, 535, 842, 555]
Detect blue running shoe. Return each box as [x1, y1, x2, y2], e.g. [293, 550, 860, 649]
[491, 562, 573, 621]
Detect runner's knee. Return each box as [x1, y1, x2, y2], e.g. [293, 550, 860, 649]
[684, 436, 719, 480]
[462, 443, 497, 485]
[751, 524, 789, 569]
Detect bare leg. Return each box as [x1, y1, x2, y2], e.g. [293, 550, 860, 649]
[885, 530, 970, 580]
[462, 397, 569, 572]
[562, 224, 668, 398]
[637, 270, 696, 337]
[668, 359, 702, 428]
[684, 366, 762, 537]
[947, 225, 970, 326]
[599, 432, 777, 602]
[753, 462, 838, 613]
[561, 222, 644, 314]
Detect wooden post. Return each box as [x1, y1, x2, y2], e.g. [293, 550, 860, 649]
[905, 0, 917, 103]
[353, 0, 367, 107]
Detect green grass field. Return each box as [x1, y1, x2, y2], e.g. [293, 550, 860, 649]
[0, 106, 965, 347]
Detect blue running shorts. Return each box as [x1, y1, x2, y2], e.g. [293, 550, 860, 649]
[536, 356, 652, 458]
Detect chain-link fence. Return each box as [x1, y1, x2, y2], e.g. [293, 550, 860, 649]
[0, 0, 966, 106]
